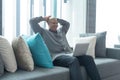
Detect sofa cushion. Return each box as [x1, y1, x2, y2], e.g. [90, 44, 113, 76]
[0, 55, 4, 76]
[23, 33, 53, 68]
[12, 36, 34, 71]
[0, 36, 17, 72]
[80, 31, 107, 57]
[95, 58, 120, 79]
[0, 66, 70, 80]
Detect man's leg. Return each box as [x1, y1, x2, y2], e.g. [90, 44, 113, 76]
[53, 55, 83, 80]
[76, 55, 101, 80]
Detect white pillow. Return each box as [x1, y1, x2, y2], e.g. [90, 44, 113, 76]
[12, 36, 34, 71]
[0, 36, 17, 72]
[73, 36, 96, 58]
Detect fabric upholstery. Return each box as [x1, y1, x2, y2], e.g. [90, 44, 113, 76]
[80, 31, 107, 57]
[106, 48, 120, 59]
[23, 33, 53, 68]
[0, 36, 17, 72]
[12, 36, 34, 71]
[0, 55, 4, 76]
[1, 58, 120, 80]
[95, 58, 120, 79]
[0, 66, 70, 80]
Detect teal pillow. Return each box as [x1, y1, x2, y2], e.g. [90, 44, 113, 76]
[23, 33, 53, 68]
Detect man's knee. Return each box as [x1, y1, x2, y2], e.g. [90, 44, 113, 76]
[78, 55, 94, 61]
[69, 57, 79, 65]
[53, 55, 79, 67]
[84, 55, 94, 61]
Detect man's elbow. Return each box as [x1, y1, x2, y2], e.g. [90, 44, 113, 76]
[29, 18, 34, 24]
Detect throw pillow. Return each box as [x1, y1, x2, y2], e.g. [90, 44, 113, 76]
[23, 33, 53, 68]
[0, 36, 17, 72]
[73, 36, 96, 58]
[12, 36, 34, 71]
[0, 55, 4, 76]
[80, 31, 107, 57]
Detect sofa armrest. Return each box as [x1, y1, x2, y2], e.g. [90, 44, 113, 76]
[106, 48, 120, 59]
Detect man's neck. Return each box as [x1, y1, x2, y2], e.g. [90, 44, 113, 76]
[49, 29, 57, 33]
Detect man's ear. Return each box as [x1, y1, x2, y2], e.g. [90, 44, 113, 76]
[47, 19, 51, 23]
[47, 21, 50, 25]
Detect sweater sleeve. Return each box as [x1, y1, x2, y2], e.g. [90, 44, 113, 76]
[57, 18, 70, 34]
[29, 16, 45, 34]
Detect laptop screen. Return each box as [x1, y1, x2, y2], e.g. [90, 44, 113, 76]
[73, 43, 89, 56]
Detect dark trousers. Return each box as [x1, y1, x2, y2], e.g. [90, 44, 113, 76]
[53, 55, 101, 80]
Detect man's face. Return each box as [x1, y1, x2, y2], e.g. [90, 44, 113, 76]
[48, 18, 58, 31]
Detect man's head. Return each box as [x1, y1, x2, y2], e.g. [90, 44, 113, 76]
[47, 18, 58, 31]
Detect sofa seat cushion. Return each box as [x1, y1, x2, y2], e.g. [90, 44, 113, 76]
[0, 66, 70, 80]
[95, 58, 120, 79]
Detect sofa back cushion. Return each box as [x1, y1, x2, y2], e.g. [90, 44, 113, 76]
[80, 31, 107, 57]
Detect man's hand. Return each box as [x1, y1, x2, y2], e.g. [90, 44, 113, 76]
[44, 16, 51, 22]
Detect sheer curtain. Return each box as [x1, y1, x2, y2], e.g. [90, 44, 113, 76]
[2, 0, 44, 43]
[96, 0, 120, 47]
[2, 0, 16, 42]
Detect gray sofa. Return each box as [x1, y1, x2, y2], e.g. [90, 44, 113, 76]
[0, 48, 120, 80]
[1, 31, 120, 80]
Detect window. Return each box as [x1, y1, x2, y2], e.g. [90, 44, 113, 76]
[2, 0, 16, 42]
[2, 0, 86, 46]
[2, 0, 71, 41]
[96, 0, 120, 47]
[2, 0, 44, 42]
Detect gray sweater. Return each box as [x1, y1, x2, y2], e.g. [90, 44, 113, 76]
[29, 16, 73, 60]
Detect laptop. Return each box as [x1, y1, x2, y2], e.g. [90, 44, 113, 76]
[73, 43, 89, 56]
